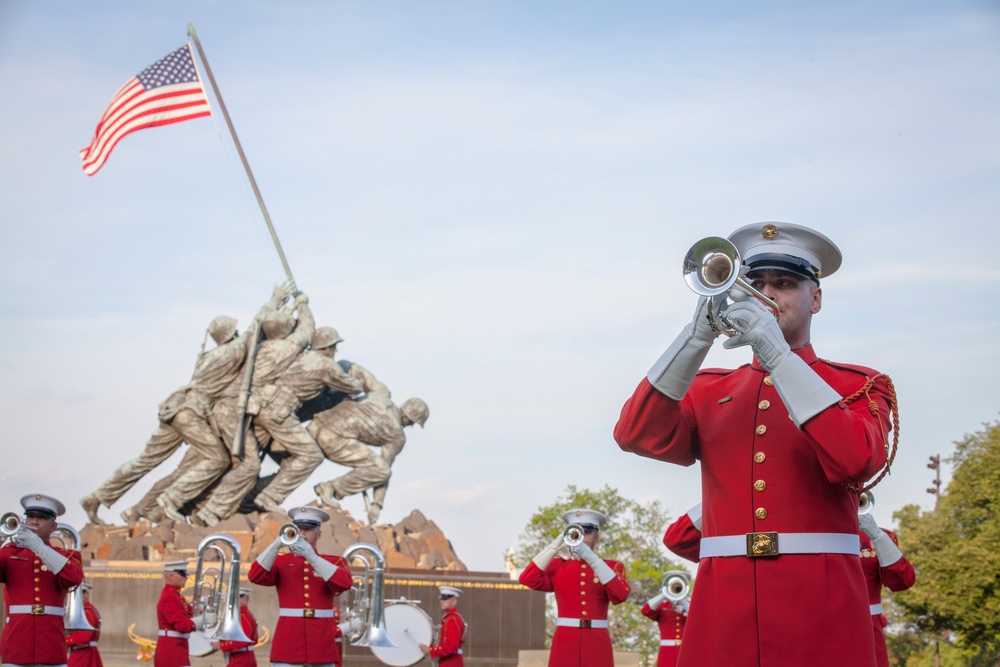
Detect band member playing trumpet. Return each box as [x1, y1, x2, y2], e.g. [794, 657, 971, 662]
[519, 508, 630, 667]
[212, 588, 259, 667]
[615, 222, 897, 666]
[248, 505, 353, 667]
[0, 493, 85, 666]
[419, 586, 467, 666]
[66, 582, 103, 667]
[156, 561, 196, 667]
[859, 506, 915, 667]
[641, 572, 691, 667]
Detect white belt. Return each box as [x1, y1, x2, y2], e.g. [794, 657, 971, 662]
[556, 617, 608, 629]
[279, 608, 334, 618]
[660, 640, 680, 647]
[71, 642, 99, 650]
[700, 533, 860, 558]
[228, 647, 254, 654]
[158, 630, 191, 638]
[8, 605, 63, 616]
[870, 603, 883, 615]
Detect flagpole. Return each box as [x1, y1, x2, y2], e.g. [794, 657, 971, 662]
[186, 23, 296, 289]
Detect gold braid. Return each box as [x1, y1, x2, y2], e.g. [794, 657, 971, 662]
[841, 374, 899, 495]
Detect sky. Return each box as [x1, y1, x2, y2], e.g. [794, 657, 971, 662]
[1, 1, 998, 573]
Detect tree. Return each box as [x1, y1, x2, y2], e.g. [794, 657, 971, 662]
[892, 418, 1000, 663]
[514, 484, 692, 665]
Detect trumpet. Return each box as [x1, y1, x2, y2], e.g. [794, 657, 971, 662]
[0, 512, 21, 537]
[279, 523, 299, 546]
[661, 570, 691, 602]
[858, 491, 875, 516]
[683, 236, 780, 336]
[563, 524, 585, 548]
[342, 543, 395, 648]
[50, 524, 97, 632]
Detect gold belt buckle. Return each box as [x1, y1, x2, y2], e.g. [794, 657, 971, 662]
[579, 619, 592, 629]
[303, 608, 315, 618]
[31, 604, 44, 615]
[746, 532, 779, 557]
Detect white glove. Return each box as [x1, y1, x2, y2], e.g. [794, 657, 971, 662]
[722, 290, 839, 427]
[672, 598, 690, 615]
[13, 528, 68, 574]
[859, 513, 881, 540]
[646, 592, 666, 611]
[203, 610, 218, 631]
[575, 542, 616, 585]
[532, 534, 566, 571]
[289, 537, 318, 561]
[255, 536, 283, 571]
[647, 296, 725, 400]
[861, 517, 904, 567]
[686, 503, 703, 532]
[192, 614, 205, 631]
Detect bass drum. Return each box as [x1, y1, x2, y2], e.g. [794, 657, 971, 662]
[188, 631, 216, 658]
[369, 601, 433, 667]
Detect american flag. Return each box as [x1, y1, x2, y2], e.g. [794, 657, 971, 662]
[79, 45, 212, 176]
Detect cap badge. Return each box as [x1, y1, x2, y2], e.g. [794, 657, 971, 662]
[761, 224, 778, 240]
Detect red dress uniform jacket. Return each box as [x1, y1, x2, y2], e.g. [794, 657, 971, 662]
[614, 346, 892, 667]
[519, 556, 630, 667]
[66, 602, 103, 667]
[662, 514, 701, 563]
[218, 606, 258, 667]
[861, 529, 915, 667]
[0, 542, 84, 665]
[248, 552, 353, 665]
[640, 601, 686, 667]
[154, 584, 195, 667]
[429, 607, 466, 666]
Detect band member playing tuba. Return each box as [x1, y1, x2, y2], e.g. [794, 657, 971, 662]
[66, 582, 103, 667]
[249, 506, 353, 666]
[0, 493, 85, 667]
[212, 588, 259, 667]
[519, 508, 630, 667]
[419, 586, 467, 666]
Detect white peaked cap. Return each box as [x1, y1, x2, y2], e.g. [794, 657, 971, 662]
[288, 505, 330, 525]
[561, 508, 607, 528]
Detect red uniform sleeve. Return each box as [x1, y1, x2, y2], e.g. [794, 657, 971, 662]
[879, 530, 916, 591]
[614, 379, 699, 465]
[56, 549, 85, 590]
[248, 560, 277, 587]
[429, 614, 464, 660]
[663, 514, 701, 563]
[604, 560, 630, 604]
[162, 591, 196, 633]
[518, 560, 554, 592]
[640, 602, 660, 621]
[323, 555, 354, 594]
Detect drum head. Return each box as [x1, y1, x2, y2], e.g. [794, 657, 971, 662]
[188, 631, 216, 658]
[370, 602, 433, 667]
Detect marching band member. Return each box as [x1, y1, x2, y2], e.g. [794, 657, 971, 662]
[66, 583, 103, 667]
[155, 561, 196, 667]
[519, 508, 630, 667]
[248, 505, 354, 667]
[641, 575, 689, 667]
[213, 588, 259, 667]
[615, 222, 895, 666]
[0, 493, 85, 667]
[661, 504, 702, 564]
[859, 512, 916, 667]
[419, 586, 467, 666]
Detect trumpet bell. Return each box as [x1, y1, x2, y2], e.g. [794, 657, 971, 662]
[858, 491, 875, 516]
[279, 523, 299, 546]
[0, 512, 21, 537]
[683, 237, 741, 296]
[563, 524, 585, 548]
[661, 570, 691, 602]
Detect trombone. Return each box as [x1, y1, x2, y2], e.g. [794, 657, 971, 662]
[683, 236, 780, 336]
[192, 534, 253, 647]
[50, 524, 96, 632]
[342, 543, 395, 648]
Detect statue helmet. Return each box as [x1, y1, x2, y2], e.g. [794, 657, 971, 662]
[312, 326, 344, 350]
[208, 316, 238, 345]
[261, 311, 296, 340]
[399, 398, 429, 427]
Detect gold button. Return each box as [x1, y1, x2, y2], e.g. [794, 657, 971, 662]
[40, 565, 48, 572]
[758, 400, 770, 410]
[304, 584, 310, 589]
[755, 508, 768, 520]
[764, 376, 773, 386]
[581, 601, 587, 605]
[755, 425, 767, 436]
[754, 480, 766, 492]
[34, 587, 40, 592]
[754, 452, 765, 463]
[580, 590, 586, 595]
[593, 577, 599, 584]
[34, 577, 39, 582]
[304, 593, 310, 598]
[581, 610, 588, 616]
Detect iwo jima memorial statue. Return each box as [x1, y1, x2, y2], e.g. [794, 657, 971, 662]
[49, 26, 545, 667]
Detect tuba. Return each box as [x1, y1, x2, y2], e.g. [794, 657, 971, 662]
[50, 524, 96, 632]
[341, 543, 395, 648]
[683, 236, 780, 336]
[191, 534, 253, 654]
[562, 524, 585, 548]
[661, 570, 691, 602]
[858, 491, 875, 516]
